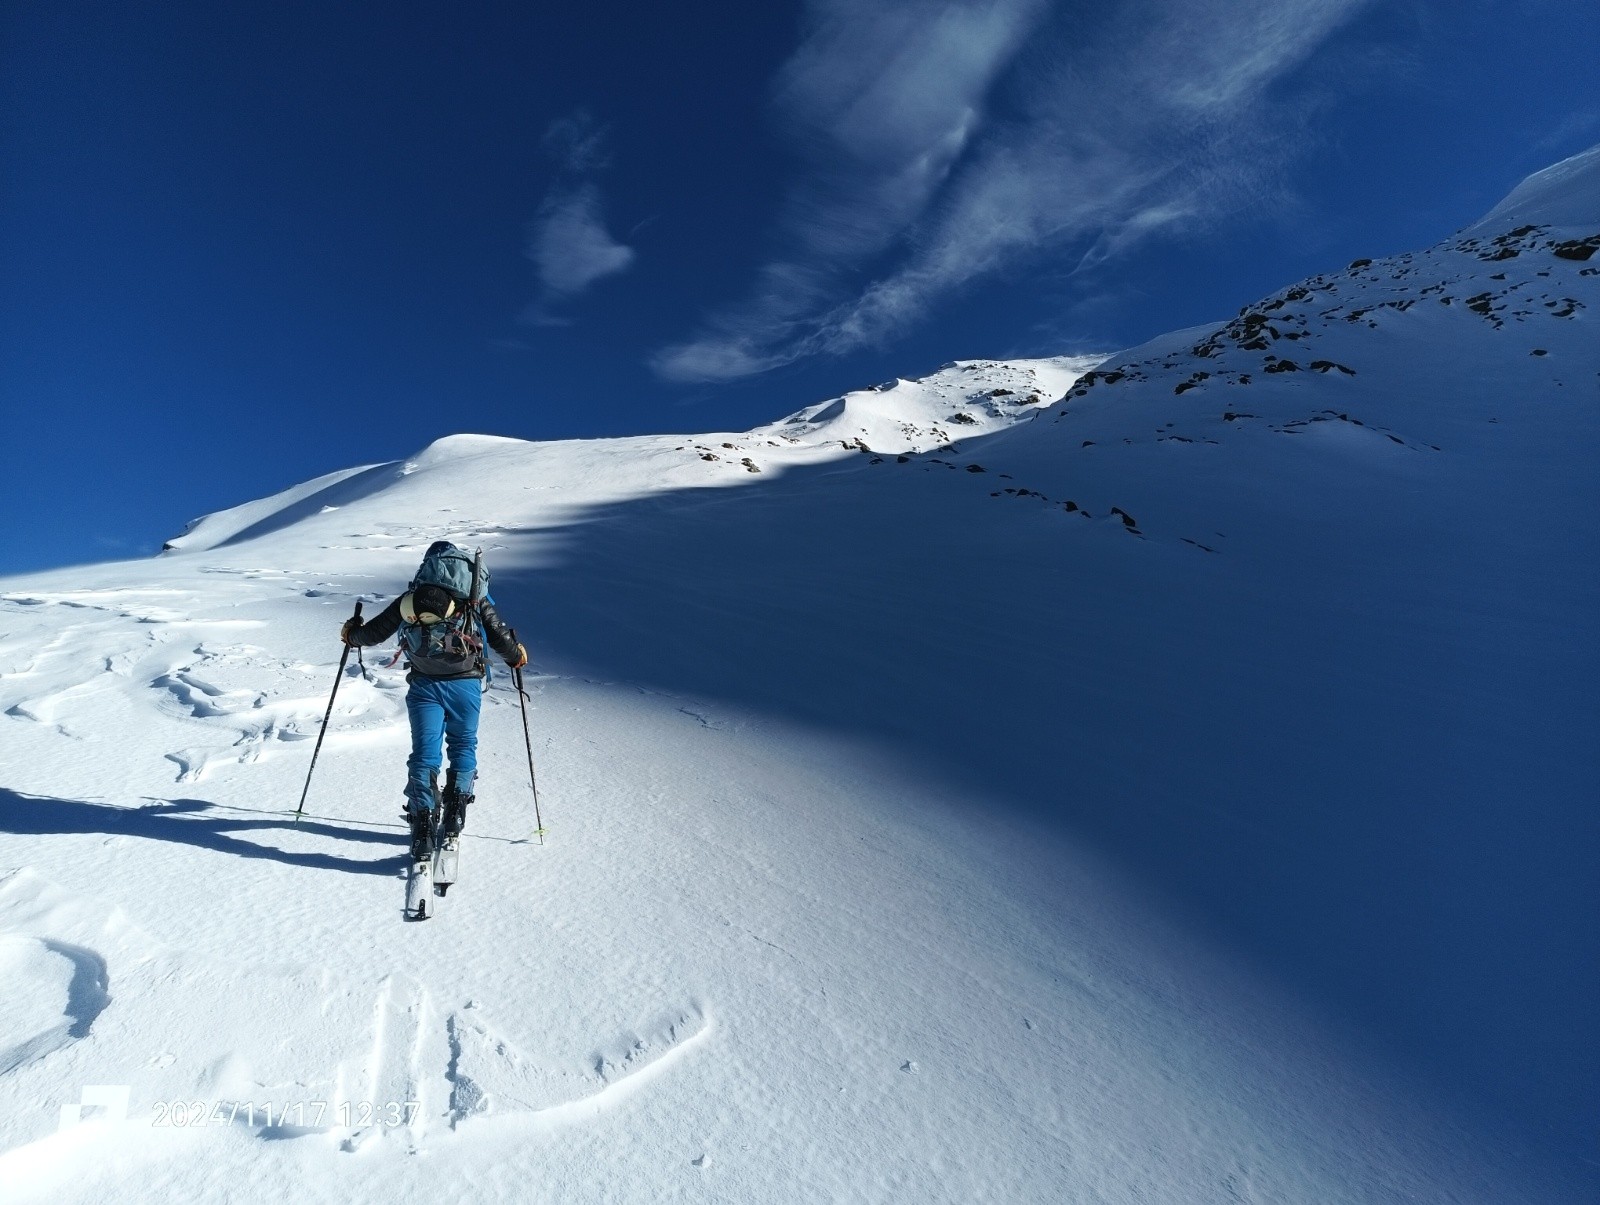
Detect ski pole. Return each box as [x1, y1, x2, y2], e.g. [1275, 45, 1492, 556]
[510, 632, 545, 844]
[295, 600, 362, 821]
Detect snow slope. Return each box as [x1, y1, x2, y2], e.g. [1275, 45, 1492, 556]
[0, 151, 1596, 1203]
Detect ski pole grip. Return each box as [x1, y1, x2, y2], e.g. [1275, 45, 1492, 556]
[353, 600, 364, 620]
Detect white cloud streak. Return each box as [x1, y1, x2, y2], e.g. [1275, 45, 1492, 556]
[655, 0, 1373, 382]
[653, 0, 1044, 381]
[528, 184, 635, 297]
[524, 112, 635, 321]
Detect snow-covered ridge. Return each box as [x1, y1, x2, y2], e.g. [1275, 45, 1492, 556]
[764, 354, 1105, 452]
[1055, 155, 1596, 427]
[1465, 141, 1600, 234]
[161, 141, 1598, 562]
[160, 355, 1106, 555]
[162, 461, 400, 554]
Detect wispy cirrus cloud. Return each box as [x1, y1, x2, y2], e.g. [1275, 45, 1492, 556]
[653, 0, 1045, 381]
[524, 111, 635, 324]
[654, 0, 1373, 382]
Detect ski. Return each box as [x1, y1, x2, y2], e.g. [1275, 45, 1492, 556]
[404, 855, 433, 920]
[433, 835, 458, 896]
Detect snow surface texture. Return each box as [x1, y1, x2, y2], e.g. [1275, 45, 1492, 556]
[1, 148, 1596, 1202]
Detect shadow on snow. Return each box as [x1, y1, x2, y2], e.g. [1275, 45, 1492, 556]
[0, 788, 406, 877]
[472, 425, 1596, 1167]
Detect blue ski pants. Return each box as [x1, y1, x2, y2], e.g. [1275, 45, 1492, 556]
[405, 676, 480, 811]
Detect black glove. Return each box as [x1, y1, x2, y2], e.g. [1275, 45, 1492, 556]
[341, 618, 362, 646]
[508, 642, 528, 669]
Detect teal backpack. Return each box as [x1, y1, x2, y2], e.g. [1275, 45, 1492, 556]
[410, 541, 489, 604]
[398, 543, 488, 678]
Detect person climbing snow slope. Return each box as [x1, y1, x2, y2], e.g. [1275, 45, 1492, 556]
[340, 540, 526, 858]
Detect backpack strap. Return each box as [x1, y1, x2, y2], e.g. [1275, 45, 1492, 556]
[468, 549, 488, 687]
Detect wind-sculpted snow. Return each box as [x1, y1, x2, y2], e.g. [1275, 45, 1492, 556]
[0, 864, 711, 1197]
[0, 152, 1595, 1202]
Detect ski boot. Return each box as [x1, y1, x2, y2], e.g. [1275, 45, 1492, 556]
[407, 807, 433, 860]
[441, 769, 475, 839]
[440, 788, 473, 839]
[403, 772, 439, 859]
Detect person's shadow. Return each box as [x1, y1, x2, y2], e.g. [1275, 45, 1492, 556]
[0, 787, 406, 877]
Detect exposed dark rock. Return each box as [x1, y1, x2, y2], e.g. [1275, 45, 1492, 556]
[1077, 370, 1126, 388]
[1348, 258, 1372, 270]
[966, 464, 986, 473]
[1263, 360, 1299, 373]
[1551, 238, 1598, 261]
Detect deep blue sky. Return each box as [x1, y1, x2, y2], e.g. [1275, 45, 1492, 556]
[4, 0, 1598, 573]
